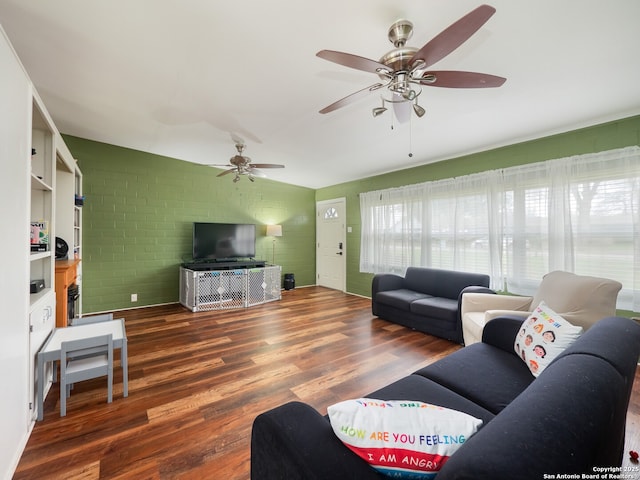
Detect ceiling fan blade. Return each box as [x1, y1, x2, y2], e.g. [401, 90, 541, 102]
[410, 4, 496, 70]
[419, 70, 506, 88]
[250, 163, 285, 169]
[316, 50, 391, 75]
[217, 169, 236, 177]
[320, 83, 386, 114]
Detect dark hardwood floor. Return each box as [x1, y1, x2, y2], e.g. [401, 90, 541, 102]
[14, 287, 640, 479]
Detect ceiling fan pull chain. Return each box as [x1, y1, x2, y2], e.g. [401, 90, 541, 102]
[408, 114, 413, 158]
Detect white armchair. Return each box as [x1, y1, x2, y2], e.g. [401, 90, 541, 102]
[461, 270, 622, 346]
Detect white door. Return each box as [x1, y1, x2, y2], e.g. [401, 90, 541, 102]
[316, 198, 346, 291]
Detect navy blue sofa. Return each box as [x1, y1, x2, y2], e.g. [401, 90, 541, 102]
[251, 316, 640, 479]
[372, 267, 493, 344]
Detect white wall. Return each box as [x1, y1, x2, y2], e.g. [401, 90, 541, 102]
[0, 25, 33, 480]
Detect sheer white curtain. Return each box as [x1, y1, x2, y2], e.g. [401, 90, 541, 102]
[500, 159, 576, 293]
[360, 146, 640, 310]
[568, 148, 640, 310]
[360, 183, 426, 275]
[360, 170, 504, 289]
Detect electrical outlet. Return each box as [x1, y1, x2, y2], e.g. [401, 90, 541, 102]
[131, 293, 138, 302]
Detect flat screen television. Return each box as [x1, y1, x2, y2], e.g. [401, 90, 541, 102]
[192, 222, 256, 261]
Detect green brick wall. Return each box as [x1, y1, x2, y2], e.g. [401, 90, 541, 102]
[316, 115, 640, 300]
[64, 135, 316, 313]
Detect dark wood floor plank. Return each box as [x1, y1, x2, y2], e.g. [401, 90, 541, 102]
[13, 286, 640, 479]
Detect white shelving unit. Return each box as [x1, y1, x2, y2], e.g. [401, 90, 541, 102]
[28, 93, 57, 423]
[73, 167, 83, 315]
[30, 100, 54, 305]
[74, 167, 83, 260]
[0, 24, 82, 476]
[55, 134, 82, 316]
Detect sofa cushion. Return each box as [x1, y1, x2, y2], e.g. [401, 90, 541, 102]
[366, 374, 495, 425]
[403, 267, 440, 295]
[403, 267, 490, 299]
[514, 301, 583, 377]
[328, 398, 482, 479]
[432, 271, 490, 300]
[410, 297, 458, 322]
[414, 343, 534, 414]
[376, 289, 432, 312]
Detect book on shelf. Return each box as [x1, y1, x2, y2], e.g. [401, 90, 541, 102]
[30, 221, 49, 252]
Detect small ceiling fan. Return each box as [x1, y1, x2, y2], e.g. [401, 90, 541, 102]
[209, 140, 284, 183]
[316, 4, 506, 120]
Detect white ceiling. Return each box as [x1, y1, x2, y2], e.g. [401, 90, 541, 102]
[1, 1, 639, 189]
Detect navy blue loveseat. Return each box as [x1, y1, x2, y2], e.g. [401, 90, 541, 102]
[251, 315, 640, 479]
[372, 267, 493, 344]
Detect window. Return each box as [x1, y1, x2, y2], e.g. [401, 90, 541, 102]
[324, 207, 339, 219]
[360, 146, 640, 311]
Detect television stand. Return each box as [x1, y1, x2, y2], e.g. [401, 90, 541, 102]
[179, 265, 280, 311]
[182, 259, 266, 271]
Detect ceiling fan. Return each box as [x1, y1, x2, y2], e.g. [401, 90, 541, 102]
[209, 140, 284, 183]
[316, 4, 506, 120]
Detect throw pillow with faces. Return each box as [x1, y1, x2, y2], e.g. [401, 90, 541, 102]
[328, 398, 482, 479]
[514, 301, 583, 377]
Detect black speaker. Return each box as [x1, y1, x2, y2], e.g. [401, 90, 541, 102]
[284, 273, 295, 290]
[30, 279, 45, 293]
